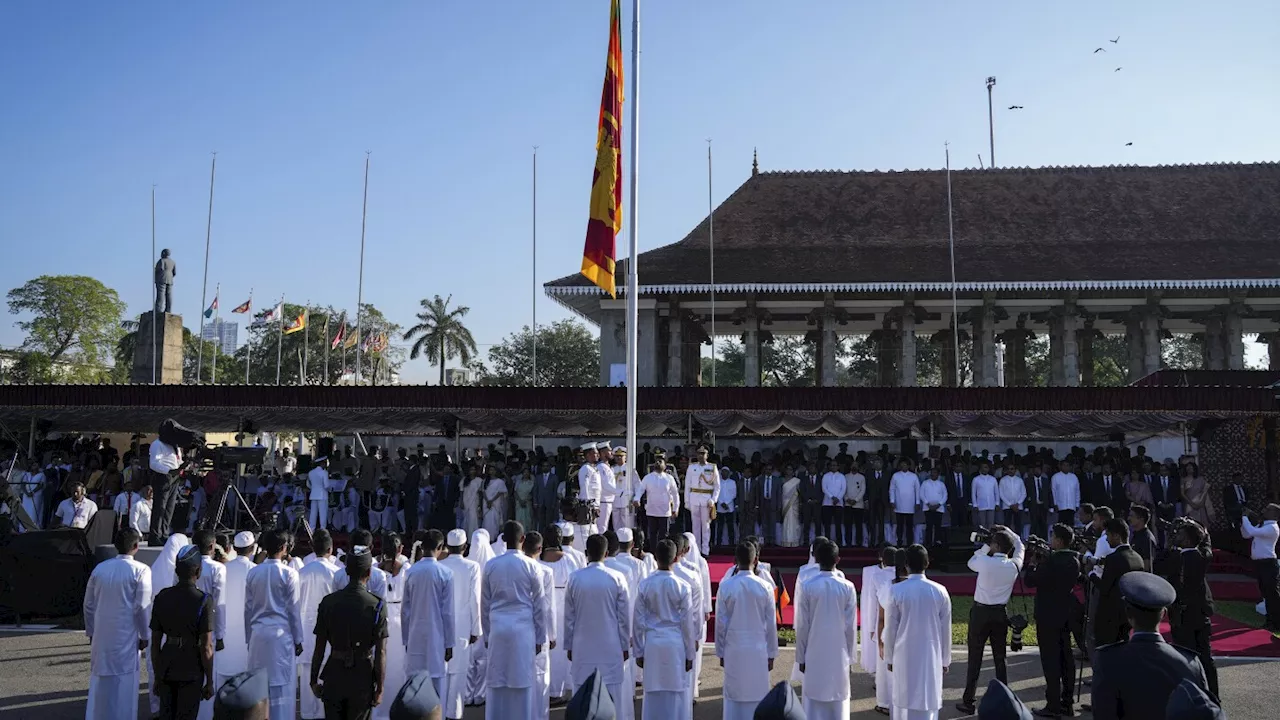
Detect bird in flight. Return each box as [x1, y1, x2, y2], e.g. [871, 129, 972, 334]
[1094, 47, 1106, 53]
[1115, 67, 1123, 72]
[1125, 142, 1133, 146]
[1111, 36, 1120, 43]
[1008, 105, 1024, 110]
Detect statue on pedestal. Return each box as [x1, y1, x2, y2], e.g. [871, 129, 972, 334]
[154, 248, 176, 315]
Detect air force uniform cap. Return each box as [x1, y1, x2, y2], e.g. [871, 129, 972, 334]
[1119, 571, 1177, 610]
[977, 679, 1033, 720]
[566, 669, 615, 720]
[753, 681, 804, 719]
[1166, 679, 1226, 720]
[389, 671, 443, 720]
[213, 670, 269, 719]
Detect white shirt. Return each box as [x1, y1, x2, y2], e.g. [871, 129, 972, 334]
[56, 497, 97, 528]
[306, 467, 329, 501]
[297, 556, 340, 657]
[919, 478, 948, 509]
[112, 492, 147, 532]
[440, 554, 483, 675]
[1051, 472, 1080, 510]
[967, 535, 1025, 605]
[844, 472, 866, 507]
[221, 555, 256, 675]
[794, 570, 858, 703]
[716, 478, 737, 513]
[971, 474, 1000, 511]
[683, 463, 721, 507]
[821, 472, 846, 506]
[402, 557, 456, 678]
[714, 571, 778, 703]
[597, 461, 617, 503]
[638, 471, 680, 518]
[890, 470, 921, 512]
[565, 562, 632, 686]
[998, 474, 1027, 509]
[1242, 518, 1279, 560]
[83, 555, 151, 677]
[149, 440, 181, 474]
[482, 551, 548, 689]
[332, 564, 390, 599]
[613, 465, 633, 506]
[243, 559, 304, 686]
[197, 555, 228, 641]
[883, 574, 953, 712]
[578, 464, 602, 504]
[633, 570, 699, 693]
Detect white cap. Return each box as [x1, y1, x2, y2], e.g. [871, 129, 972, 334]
[616, 527, 633, 543]
[233, 531, 256, 548]
[558, 521, 575, 537]
[598, 442, 612, 452]
[580, 442, 597, 451]
[613, 446, 627, 454]
[446, 529, 468, 547]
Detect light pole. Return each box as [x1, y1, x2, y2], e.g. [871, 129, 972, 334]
[986, 76, 997, 168]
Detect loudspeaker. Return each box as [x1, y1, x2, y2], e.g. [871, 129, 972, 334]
[317, 437, 335, 461]
[899, 439, 919, 460]
[296, 454, 313, 475]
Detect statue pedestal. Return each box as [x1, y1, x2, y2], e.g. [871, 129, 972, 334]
[131, 312, 184, 384]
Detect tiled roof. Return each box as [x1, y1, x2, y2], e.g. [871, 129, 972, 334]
[546, 162, 1280, 292]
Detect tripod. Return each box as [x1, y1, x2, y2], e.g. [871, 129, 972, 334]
[199, 472, 261, 535]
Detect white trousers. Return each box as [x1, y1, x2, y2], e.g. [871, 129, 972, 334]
[486, 687, 535, 719]
[804, 698, 851, 720]
[596, 501, 613, 534]
[298, 661, 323, 719]
[87, 671, 138, 720]
[612, 504, 634, 533]
[268, 680, 296, 720]
[308, 500, 328, 530]
[690, 504, 712, 554]
[641, 690, 688, 720]
[445, 671, 467, 719]
[533, 649, 551, 720]
[615, 659, 634, 720]
[894, 711, 938, 720]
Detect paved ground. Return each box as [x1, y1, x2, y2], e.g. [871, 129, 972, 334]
[0, 629, 1271, 719]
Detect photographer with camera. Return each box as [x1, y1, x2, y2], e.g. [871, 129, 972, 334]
[1128, 505, 1158, 573]
[1165, 517, 1218, 698]
[956, 524, 1024, 715]
[1241, 503, 1280, 632]
[1023, 524, 1082, 718]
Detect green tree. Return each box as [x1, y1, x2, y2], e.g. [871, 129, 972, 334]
[403, 294, 478, 385]
[478, 320, 599, 386]
[237, 303, 403, 385]
[7, 275, 127, 381]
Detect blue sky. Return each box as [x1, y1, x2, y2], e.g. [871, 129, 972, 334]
[1, 1, 1277, 382]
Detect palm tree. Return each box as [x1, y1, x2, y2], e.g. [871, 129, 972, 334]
[403, 294, 478, 385]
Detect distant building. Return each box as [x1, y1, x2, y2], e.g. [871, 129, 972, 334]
[202, 319, 239, 356]
[444, 368, 470, 386]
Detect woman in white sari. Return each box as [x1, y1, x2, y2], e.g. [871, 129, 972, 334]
[780, 474, 803, 547]
[463, 529, 495, 706]
[148, 533, 190, 716]
[482, 468, 509, 538]
[462, 469, 483, 536]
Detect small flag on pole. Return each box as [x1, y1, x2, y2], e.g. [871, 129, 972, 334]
[231, 298, 252, 314]
[203, 294, 219, 319]
[284, 310, 307, 335]
[343, 327, 359, 350]
[330, 316, 347, 350]
[252, 302, 283, 327]
[580, 0, 624, 299]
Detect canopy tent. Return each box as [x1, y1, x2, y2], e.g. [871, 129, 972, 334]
[0, 384, 1273, 439]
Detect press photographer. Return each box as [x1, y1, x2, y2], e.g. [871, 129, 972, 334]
[957, 524, 1025, 715]
[1164, 517, 1218, 698]
[149, 419, 206, 543]
[1023, 524, 1082, 718]
[1241, 503, 1280, 632]
[1128, 504, 1158, 572]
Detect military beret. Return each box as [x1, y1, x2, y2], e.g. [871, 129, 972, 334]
[1119, 571, 1177, 610]
[389, 671, 442, 720]
[977, 679, 1032, 720]
[753, 681, 804, 719]
[213, 670, 269, 719]
[1165, 679, 1224, 720]
[565, 669, 615, 720]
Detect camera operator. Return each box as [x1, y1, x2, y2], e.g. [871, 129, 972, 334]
[1242, 504, 1280, 632]
[1023, 524, 1082, 718]
[1165, 518, 1218, 698]
[956, 524, 1024, 714]
[1128, 505, 1157, 573]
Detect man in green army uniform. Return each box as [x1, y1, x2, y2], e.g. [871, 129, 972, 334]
[309, 547, 389, 719]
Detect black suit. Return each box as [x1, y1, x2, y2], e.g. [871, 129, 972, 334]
[945, 471, 972, 530]
[402, 462, 422, 534]
[865, 470, 890, 545]
[1131, 527, 1158, 573]
[1094, 545, 1146, 646]
[1222, 483, 1248, 533]
[1091, 634, 1209, 720]
[1024, 475, 1051, 539]
[1090, 475, 1126, 515]
[1166, 547, 1218, 698]
[1025, 550, 1082, 711]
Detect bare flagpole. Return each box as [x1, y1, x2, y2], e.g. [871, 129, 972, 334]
[243, 289, 253, 384]
[707, 138, 715, 386]
[945, 143, 962, 385]
[150, 185, 157, 384]
[210, 283, 220, 384]
[275, 295, 285, 385]
[323, 312, 330, 383]
[196, 152, 217, 384]
[532, 146, 538, 387]
[302, 301, 310, 383]
[355, 152, 370, 384]
[624, 0, 640, 493]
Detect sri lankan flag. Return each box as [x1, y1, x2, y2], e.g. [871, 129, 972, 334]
[580, 0, 623, 298]
[343, 327, 359, 350]
[283, 310, 307, 335]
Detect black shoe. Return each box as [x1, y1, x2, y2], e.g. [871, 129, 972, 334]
[1061, 706, 1076, 717]
[1033, 707, 1063, 718]
[1080, 704, 1092, 713]
[956, 701, 977, 715]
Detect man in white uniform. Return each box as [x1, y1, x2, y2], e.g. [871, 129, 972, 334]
[84, 528, 152, 720]
[820, 460, 846, 543]
[403, 529, 456, 700]
[999, 466, 1028, 535]
[564, 534, 631, 715]
[890, 459, 921, 547]
[244, 529, 305, 720]
[603, 528, 642, 720]
[441, 529, 483, 719]
[715, 542, 778, 720]
[611, 447, 636, 534]
[297, 529, 340, 720]
[559, 521, 588, 568]
[884, 545, 953, 720]
[795, 540, 858, 720]
[192, 529, 227, 720]
[219, 532, 256, 690]
[596, 442, 617, 535]
[971, 461, 1000, 529]
[683, 446, 721, 556]
[112, 480, 147, 533]
[522, 530, 558, 720]
[789, 537, 849, 685]
[482, 521, 549, 718]
[634, 538, 698, 720]
[306, 457, 331, 532]
[1051, 460, 1081, 527]
[577, 443, 603, 543]
[670, 533, 707, 709]
[637, 453, 680, 550]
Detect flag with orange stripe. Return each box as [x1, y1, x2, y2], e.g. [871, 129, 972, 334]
[580, 0, 623, 298]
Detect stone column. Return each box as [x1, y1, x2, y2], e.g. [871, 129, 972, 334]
[871, 328, 896, 386]
[1001, 329, 1028, 387]
[1077, 322, 1097, 386]
[899, 313, 917, 387]
[1203, 315, 1225, 371]
[1125, 311, 1145, 382]
[666, 315, 684, 387]
[743, 324, 761, 387]
[1142, 302, 1163, 376]
[932, 330, 958, 387]
[820, 312, 837, 387]
[968, 304, 998, 387]
[637, 308, 658, 386]
[1225, 306, 1245, 370]
[1048, 307, 1079, 387]
[1260, 333, 1280, 371]
[598, 308, 625, 386]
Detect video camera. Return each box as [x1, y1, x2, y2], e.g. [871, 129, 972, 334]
[970, 526, 995, 544]
[1026, 534, 1052, 556]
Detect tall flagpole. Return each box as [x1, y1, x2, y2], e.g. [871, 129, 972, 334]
[532, 146, 538, 387]
[196, 152, 217, 384]
[244, 289, 253, 384]
[210, 283, 220, 384]
[323, 313, 330, 383]
[302, 302, 310, 383]
[276, 295, 285, 385]
[945, 143, 962, 385]
[707, 138, 715, 386]
[624, 0, 640, 494]
[150, 185, 157, 384]
[355, 152, 370, 385]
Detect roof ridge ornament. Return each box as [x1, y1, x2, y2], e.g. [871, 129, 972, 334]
[752, 148, 758, 177]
